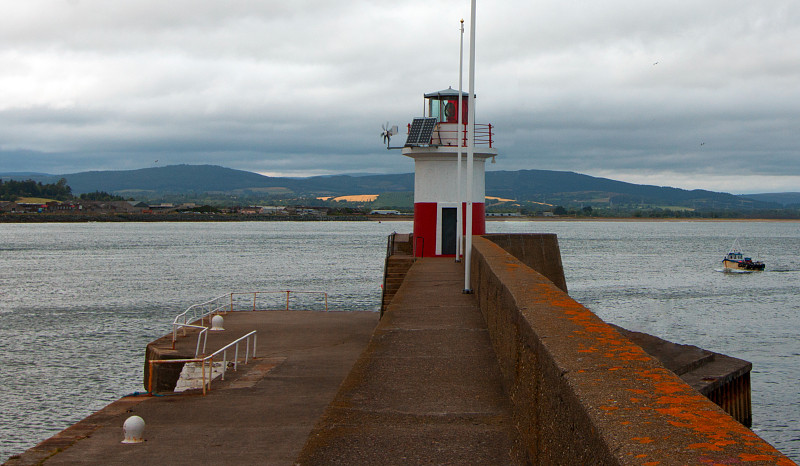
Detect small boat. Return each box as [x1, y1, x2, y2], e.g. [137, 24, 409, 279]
[722, 240, 765, 272]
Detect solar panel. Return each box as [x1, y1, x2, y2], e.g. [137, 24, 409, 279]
[404, 117, 438, 147]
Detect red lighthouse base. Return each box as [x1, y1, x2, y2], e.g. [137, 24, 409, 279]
[413, 202, 485, 257]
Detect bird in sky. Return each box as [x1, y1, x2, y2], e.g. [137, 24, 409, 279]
[700, 142, 705, 146]
[653, 61, 659, 65]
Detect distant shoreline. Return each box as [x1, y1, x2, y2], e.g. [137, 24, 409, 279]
[3, 214, 798, 224]
[0, 213, 371, 223]
[371, 216, 800, 223]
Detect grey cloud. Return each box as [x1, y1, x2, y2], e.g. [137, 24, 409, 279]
[1, 0, 799, 193]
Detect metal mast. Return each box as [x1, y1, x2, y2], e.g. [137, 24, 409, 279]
[464, 0, 476, 293]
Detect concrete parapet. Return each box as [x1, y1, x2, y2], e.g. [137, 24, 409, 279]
[470, 236, 792, 465]
[484, 233, 568, 293]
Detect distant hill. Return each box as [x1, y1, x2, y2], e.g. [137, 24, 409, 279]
[0, 164, 786, 211]
[739, 192, 800, 206]
[484, 170, 777, 210]
[0, 172, 54, 181]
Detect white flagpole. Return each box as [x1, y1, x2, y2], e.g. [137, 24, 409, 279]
[456, 19, 464, 263]
[464, 0, 476, 294]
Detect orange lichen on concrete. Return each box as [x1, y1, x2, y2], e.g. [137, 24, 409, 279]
[503, 261, 522, 271]
[532, 287, 655, 365]
[633, 437, 655, 444]
[740, 453, 797, 465]
[634, 371, 789, 460]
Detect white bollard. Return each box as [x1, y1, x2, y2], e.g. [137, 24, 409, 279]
[122, 415, 145, 444]
[210, 315, 224, 331]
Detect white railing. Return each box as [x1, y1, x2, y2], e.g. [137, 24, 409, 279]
[230, 290, 328, 313]
[149, 330, 257, 395]
[172, 293, 230, 346]
[171, 290, 328, 346]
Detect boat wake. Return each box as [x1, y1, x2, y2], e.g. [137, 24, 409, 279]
[716, 268, 754, 274]
[768, 267, 800, 273]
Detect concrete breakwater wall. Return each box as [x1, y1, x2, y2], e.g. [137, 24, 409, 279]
[471, 235, 791, 464]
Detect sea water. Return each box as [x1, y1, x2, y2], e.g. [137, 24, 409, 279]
[1, 220, 798, 461]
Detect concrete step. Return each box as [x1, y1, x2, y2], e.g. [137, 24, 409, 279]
[174, 361, 226, 392]
[389, 265, 414, 271]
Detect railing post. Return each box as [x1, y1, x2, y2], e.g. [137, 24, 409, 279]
[253, 333, 257, 358]
[202, 359, 207, 395]
[148, 361, 154, 394]
[253, 292, 257, 311]
[234, 343, 239, 371]
[286, 290, 290, 310]
[195, 331, 202, 357]
[488, 123, 493, 148]
[222, 350, 227, 380]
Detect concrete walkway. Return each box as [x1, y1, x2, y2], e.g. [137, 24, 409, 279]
[297, 258, 524, 464]
[6, 311, 377, 466]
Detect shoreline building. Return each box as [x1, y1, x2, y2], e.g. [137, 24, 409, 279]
[401, 87, 496, 257]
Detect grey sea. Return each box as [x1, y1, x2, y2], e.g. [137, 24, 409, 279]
[1, 220, 798, 461]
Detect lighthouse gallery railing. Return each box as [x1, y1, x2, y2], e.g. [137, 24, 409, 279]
[407, 122, 494, 148]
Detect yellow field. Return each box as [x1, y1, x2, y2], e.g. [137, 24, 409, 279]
[485, 196, 516, 202]
[17, 197, 56, 204]
[331, 195, 379, 202]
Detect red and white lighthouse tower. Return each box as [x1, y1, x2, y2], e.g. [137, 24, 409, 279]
[402, 88, 496, 257]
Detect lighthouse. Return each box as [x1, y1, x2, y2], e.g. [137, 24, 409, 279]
[402, 88, 496, 257]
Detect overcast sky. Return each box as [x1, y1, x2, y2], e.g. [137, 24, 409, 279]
[1, 1, 799, 194]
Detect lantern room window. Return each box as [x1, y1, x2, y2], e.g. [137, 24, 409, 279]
[424, 88, 469, 124]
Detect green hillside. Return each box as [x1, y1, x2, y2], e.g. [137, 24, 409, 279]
[1, 164, 789, 213]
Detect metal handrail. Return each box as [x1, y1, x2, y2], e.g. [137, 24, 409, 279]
[386, 232, 396, 258]
[171, 290, 329, 345]
[415, 236, 425, 258]
[433, 123, 494, 148]
[229, 291, 328, 312]
[149, 330, 257, 395]
[169, 323, 209, 357]
[172, 293, 229, 345]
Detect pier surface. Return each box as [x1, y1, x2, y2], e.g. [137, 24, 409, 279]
[297, 258, 523, 464]
[5, 311, 377, 466]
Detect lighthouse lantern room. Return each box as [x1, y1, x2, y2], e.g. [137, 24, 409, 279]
[402, 87, 496, 258]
